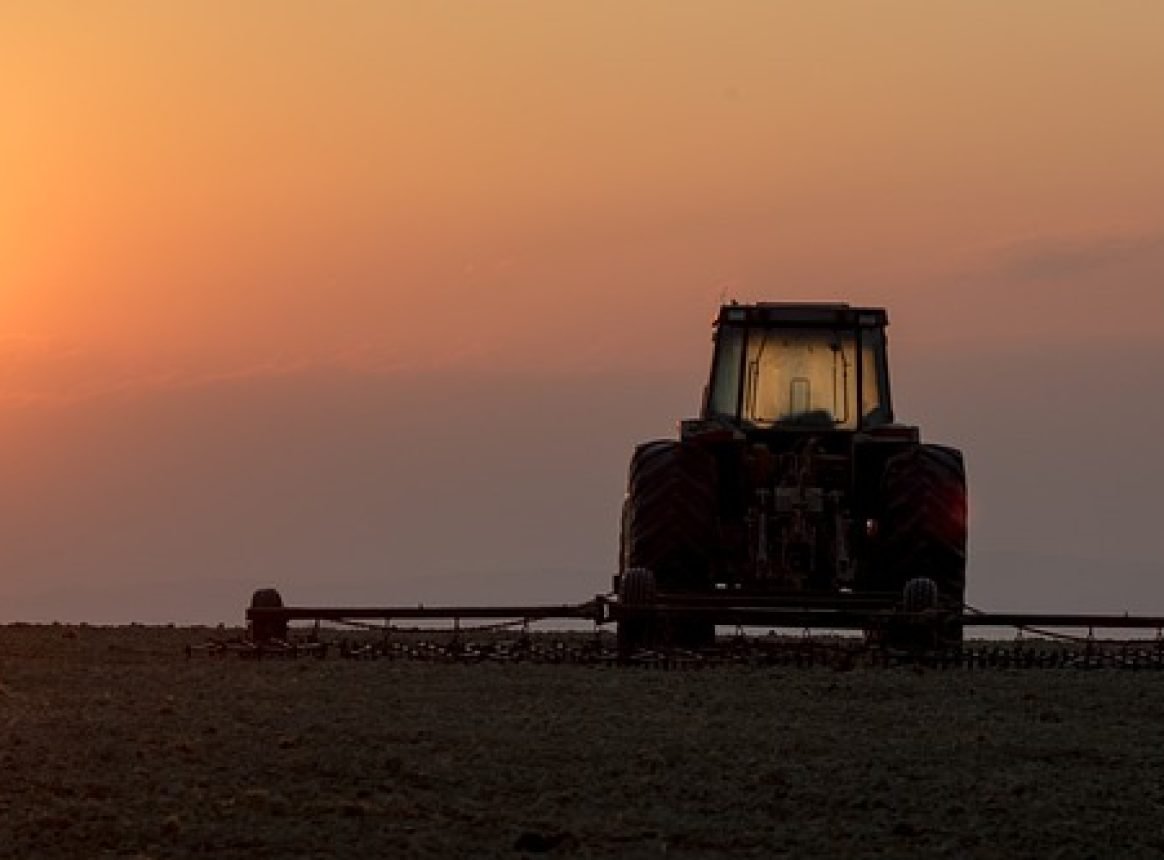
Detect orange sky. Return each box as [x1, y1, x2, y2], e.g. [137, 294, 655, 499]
[3, 1, 1163, 396]
[2, 3, 1164, 621]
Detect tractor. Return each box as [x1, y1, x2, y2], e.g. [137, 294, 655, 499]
[616, 303, 967, 651]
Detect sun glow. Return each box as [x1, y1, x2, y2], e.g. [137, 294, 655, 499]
[1, 1, 1162, 394]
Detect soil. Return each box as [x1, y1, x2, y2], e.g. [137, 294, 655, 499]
[3, 625, 1164, 858]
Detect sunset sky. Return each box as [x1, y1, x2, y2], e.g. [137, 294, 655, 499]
[2, 2, 1163, 622]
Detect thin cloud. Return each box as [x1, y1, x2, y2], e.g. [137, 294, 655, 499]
[0, 338, 486, 409]
[991, 233, 1164, 282]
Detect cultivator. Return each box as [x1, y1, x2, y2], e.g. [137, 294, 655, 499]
[192, 587, 1164, 670]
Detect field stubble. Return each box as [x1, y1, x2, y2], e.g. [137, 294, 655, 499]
[2, 625, 1164, 858]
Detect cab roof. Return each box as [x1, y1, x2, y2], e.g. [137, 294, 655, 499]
[716, 302, 888, 328]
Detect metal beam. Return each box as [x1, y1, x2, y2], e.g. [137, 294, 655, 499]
[247, 603, 602, 623]
[961, 613, 1164, 629]
[247, 598, 1164, 633]
[613, 604, 1164, 630]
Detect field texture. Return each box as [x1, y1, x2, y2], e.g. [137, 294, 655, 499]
[3, 625, 1164, 858]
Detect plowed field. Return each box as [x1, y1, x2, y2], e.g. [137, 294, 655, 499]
[2, 625, 1163, 858]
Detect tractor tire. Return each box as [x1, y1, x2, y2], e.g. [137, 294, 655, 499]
[877, 444, 967, 607]
[622, 440, 718, 649]
[617, 567, 657, 657]
[902, 577, 939, 613]
[893, 576, 961, 653]
[617, 495, 632, 577]
[624, 440, 718, 589]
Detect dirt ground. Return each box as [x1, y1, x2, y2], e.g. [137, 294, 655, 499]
[3, 625, 1164, 858]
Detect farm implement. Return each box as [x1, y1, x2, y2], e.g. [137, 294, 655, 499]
[198, 302, 1164, 669]
[213, 586, 1164, 670]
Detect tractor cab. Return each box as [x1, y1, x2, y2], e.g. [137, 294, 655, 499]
[702, 303, 893, 432]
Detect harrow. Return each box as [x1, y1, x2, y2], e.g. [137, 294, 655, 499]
[183, 587, 1164, 670]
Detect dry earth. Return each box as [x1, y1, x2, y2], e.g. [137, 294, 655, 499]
[3, 625, 1164, 858]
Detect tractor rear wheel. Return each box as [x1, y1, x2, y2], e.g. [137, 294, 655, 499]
[616, 567, 657, 657]
[902, 577, 939, 612]
[877, 445, 967, 642]
[622, 440, 718, 650]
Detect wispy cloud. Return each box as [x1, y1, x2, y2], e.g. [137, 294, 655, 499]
[990, 233, 1164, 282]
[0, 337, 501, 409]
